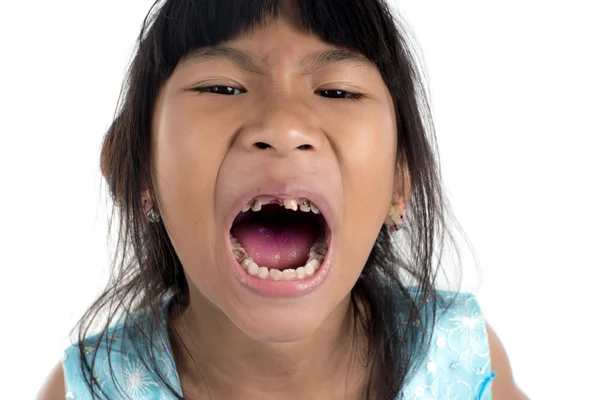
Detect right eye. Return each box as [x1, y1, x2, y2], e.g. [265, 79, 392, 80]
[194, 85, 246, 95]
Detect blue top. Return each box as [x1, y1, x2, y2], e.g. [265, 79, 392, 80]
[63, 291, 495, 399]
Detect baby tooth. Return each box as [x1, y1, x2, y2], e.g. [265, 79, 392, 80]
[233, 251, 246, 262]
[248, 262, 259, 276]
[233, 246, 247, 255]
[242, 203, 251, 212]
[296, 267, 306, 279]
[284, 199, 299, 211]
[283, 269, 296, 281]
[258, 267, 269, 279]
[299, 200, 311, 212]
[313, 259, 322, 272]
[270, 269, 283, 281]
[314, 246, 327, 256]
[241, 258, 253, 270]
[305, 261, 316, 276]
[310, 204, 320, 214]
[251, 200, 262, 212]
[308, 251, 324, 262]
[234, 248, 245, 257]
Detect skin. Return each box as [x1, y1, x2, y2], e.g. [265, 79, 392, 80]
[154, 9, 396, 398]
[37, 6, 527, 400]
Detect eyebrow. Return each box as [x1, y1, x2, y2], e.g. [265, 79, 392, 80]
[300, 48, 373, 72]
[184, 47, 265, 74]
[182, 46, 373, 74]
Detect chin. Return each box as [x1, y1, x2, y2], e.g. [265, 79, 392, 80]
[232, 306, 329, 344]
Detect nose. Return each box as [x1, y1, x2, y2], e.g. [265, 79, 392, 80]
[237, 98, 322, 156]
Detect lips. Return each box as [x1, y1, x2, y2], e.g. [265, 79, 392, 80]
[223, 180, 337, 297]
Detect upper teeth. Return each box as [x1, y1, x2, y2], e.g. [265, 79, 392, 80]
[243, 198, 320, 214]
[251, 200, 262, 212]
[283, 199, 298, 211]
[299, 200, 311, 212]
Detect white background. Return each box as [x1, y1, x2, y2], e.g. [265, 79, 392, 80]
[1, 1, 598, 398]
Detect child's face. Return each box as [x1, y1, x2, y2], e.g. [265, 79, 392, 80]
[151, 13, 398, 341]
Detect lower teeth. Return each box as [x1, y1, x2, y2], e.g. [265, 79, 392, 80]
[230, 237, 327, 281]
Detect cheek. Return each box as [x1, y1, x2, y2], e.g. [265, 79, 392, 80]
[333, 110, 397, 269]
[152, 103, 228, 298]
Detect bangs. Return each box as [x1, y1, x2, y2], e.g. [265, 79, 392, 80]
[145, 0, 397, 80]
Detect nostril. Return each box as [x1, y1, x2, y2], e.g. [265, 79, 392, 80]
[252, 142, 313, 151]
[254, 142, 271, 150]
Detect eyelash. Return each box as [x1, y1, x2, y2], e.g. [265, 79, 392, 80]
[193, 86, 246, 95]
[318, 89, 365, 101]
[193, 85, 365, 101]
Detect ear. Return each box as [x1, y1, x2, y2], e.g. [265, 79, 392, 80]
[394, 158, 411, 203]
[99, 133, 150, 196]
[99, 133, 112, 180]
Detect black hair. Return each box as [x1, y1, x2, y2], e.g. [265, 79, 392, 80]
[77, 0, 466, 398]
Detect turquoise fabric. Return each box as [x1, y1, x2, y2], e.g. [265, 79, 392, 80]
[63, 291, 494, 399]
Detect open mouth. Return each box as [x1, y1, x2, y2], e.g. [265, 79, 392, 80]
[229, 196, 329, 281]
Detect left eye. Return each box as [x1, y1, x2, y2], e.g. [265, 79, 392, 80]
[195, 86, 246, 95]
[318, 89, 364, 100]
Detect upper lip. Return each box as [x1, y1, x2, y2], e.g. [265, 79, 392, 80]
[226, 180, 335, 235]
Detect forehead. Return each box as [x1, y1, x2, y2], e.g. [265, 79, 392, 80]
[178, 17, 376, 73]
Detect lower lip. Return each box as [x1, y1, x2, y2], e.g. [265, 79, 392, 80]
[226, 233, 333, 298]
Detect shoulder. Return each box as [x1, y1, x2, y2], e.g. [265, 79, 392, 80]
[36, 362, 65, 400]
[486, 323, 529, 399]
[401, 290, 495, 399]
[59, 306, 180, 399]
[36, 321, 127, 400]
[433, 290, 527, 400]
[60, 318, 131, 399]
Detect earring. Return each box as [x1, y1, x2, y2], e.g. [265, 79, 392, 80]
[141, 189, 161, 223]
[386, 194, 406, 232]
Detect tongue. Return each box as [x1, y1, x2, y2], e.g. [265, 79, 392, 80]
[231, 219, 317, 270]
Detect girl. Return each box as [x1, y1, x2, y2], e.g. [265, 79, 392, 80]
[38, 0, 526, 399]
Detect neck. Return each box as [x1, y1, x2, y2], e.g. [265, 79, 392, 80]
[169, 289, 368, 400]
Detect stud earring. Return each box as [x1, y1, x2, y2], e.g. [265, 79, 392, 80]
[386, 194, 406, 232]
[141, 189, 161, 223]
